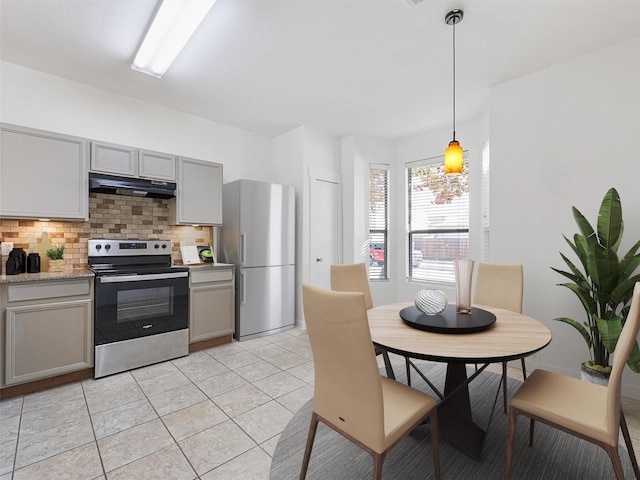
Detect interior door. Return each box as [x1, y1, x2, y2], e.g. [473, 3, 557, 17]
[310, 178, 341, 289]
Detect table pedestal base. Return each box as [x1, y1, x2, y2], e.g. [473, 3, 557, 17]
[438, 362, 487, 460]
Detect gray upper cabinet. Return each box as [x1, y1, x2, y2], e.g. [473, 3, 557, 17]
[138, 149, 176, 181]
[169, 157, 223, 225]
[90, 142, 176, 182]
[90, 141, 137, 176]
[0, 124, 89, 220]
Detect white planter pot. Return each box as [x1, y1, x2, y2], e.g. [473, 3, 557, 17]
[580, 362, 610, 386]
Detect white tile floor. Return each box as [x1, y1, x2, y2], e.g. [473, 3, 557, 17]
[2, 328, 640, 480]
[0, 328, 314, 480]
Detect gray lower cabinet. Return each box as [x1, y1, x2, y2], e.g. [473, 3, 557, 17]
[190, 268, 235, 343]
[0, 124, 89, 220]
[1, 278, 93, 387]
[170, 157, 223, 225]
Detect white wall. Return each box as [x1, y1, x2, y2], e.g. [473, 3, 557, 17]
[273, 125, 341, 328]
[0, 62, 272, 183]
[489, 37, 640, 397]
[341, 135, 396, 307]
[273, 126, 306, 327]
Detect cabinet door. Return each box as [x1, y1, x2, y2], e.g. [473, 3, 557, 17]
[190, 282, 234, 342]
[139, 149, 176, 181]
[90, 141, 137, 176]
[0, 125, 88, 220]
[170, 157, 222, 225]
[5, 299, 93, 385]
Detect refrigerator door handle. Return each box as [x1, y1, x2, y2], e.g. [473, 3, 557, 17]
[240, 232, 246, 266]
[240, 269, 247, 304]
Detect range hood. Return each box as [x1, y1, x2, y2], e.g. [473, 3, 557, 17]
[89, 173, 176, 199]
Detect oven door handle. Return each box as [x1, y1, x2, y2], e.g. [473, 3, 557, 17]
[99, 271, 189, 283]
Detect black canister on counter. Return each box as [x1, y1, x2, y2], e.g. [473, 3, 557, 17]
[6, 248, 26, 275]
[27, 253, 41, 273]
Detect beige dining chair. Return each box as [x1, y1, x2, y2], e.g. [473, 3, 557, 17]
[301, 284, 441, 480]
[330, 263, 373, 310]
[330, 263, 398, 379]
[505, 281, 640, 480]
[473, 262, 524, 413]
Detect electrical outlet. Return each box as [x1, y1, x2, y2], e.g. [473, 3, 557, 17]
[1, 242, 14, 256]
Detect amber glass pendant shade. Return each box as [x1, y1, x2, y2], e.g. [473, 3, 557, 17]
[445, 140, 463, 174]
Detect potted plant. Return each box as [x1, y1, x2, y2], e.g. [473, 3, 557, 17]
[552, 187, 640, 384]
[46, 245, 65, 272]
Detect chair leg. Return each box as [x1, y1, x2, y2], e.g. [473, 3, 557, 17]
[372, 452, 386, 480]
[529, 419, 535, 447]
[520, 357, 527, 380]
[505, 406, 518, 480]
[299, 413, 319, 480]
[620, 410, 640, 479]
[603, 444, 626, 480]
[502, 362, 508, 414]
[429, 409, 441, 480]
[405, 357, 411, 386]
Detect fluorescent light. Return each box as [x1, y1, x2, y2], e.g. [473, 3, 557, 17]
[132, 0, 216, 78]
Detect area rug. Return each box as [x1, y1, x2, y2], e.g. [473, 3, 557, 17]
[270, 361, 635, 479]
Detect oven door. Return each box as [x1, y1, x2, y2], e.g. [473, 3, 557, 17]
[94, 271, 189, 346]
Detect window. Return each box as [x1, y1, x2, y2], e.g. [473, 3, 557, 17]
[407, 155, 469, 283]
[369, 164, 389, 280]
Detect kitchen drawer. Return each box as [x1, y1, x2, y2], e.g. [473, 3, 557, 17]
[191, 268, 233, 284]
[7, 279, 92, 303]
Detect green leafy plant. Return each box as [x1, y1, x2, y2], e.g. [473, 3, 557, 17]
[551, 188, 640, 373]
[45, 245, 65, 260]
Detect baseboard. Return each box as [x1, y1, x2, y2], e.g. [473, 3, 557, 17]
[189, 334, 233, 352]
[0, 368, 93, 400]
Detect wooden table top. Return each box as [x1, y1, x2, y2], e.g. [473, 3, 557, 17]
[368, 303, 552, 363]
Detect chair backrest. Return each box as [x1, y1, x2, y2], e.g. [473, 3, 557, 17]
[330, 263, 374, 310]
[302, 284, 384, 446]
[473, 263, 524, 313]
[606, 282, 640, 443]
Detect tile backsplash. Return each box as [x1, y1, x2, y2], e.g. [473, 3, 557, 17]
[0, 193, 214, 270]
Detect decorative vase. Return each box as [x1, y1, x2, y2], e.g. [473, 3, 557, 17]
[415, 289, 448, 315]
[454, 259, 474, 314]
[580, 362, 610, 386]
[48, 259, 65, 273]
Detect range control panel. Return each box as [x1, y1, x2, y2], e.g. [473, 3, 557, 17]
[88, 239, 172, 257]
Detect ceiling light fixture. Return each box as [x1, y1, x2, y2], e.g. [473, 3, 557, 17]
[131, 0, 216, 78]
[444, 9, 464, 175]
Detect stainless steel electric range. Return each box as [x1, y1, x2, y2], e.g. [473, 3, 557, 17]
[88, 239, 189, 378]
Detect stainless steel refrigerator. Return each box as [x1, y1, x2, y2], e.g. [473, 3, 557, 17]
[220, 179, 296, 341]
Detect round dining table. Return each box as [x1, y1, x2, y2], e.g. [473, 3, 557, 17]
[367, 302, 552, 460]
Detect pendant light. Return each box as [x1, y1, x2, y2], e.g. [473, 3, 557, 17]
[444, 9, 464, 175]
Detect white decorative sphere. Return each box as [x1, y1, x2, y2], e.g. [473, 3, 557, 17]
[415, 289, 448, 315]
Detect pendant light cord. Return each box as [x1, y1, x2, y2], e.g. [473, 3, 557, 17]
[452, 19, 456, 142]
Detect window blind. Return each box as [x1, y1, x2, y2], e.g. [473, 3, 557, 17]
[369, 164, 389, 280]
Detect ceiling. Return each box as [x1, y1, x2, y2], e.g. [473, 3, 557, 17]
[2, 0, 639, 139]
